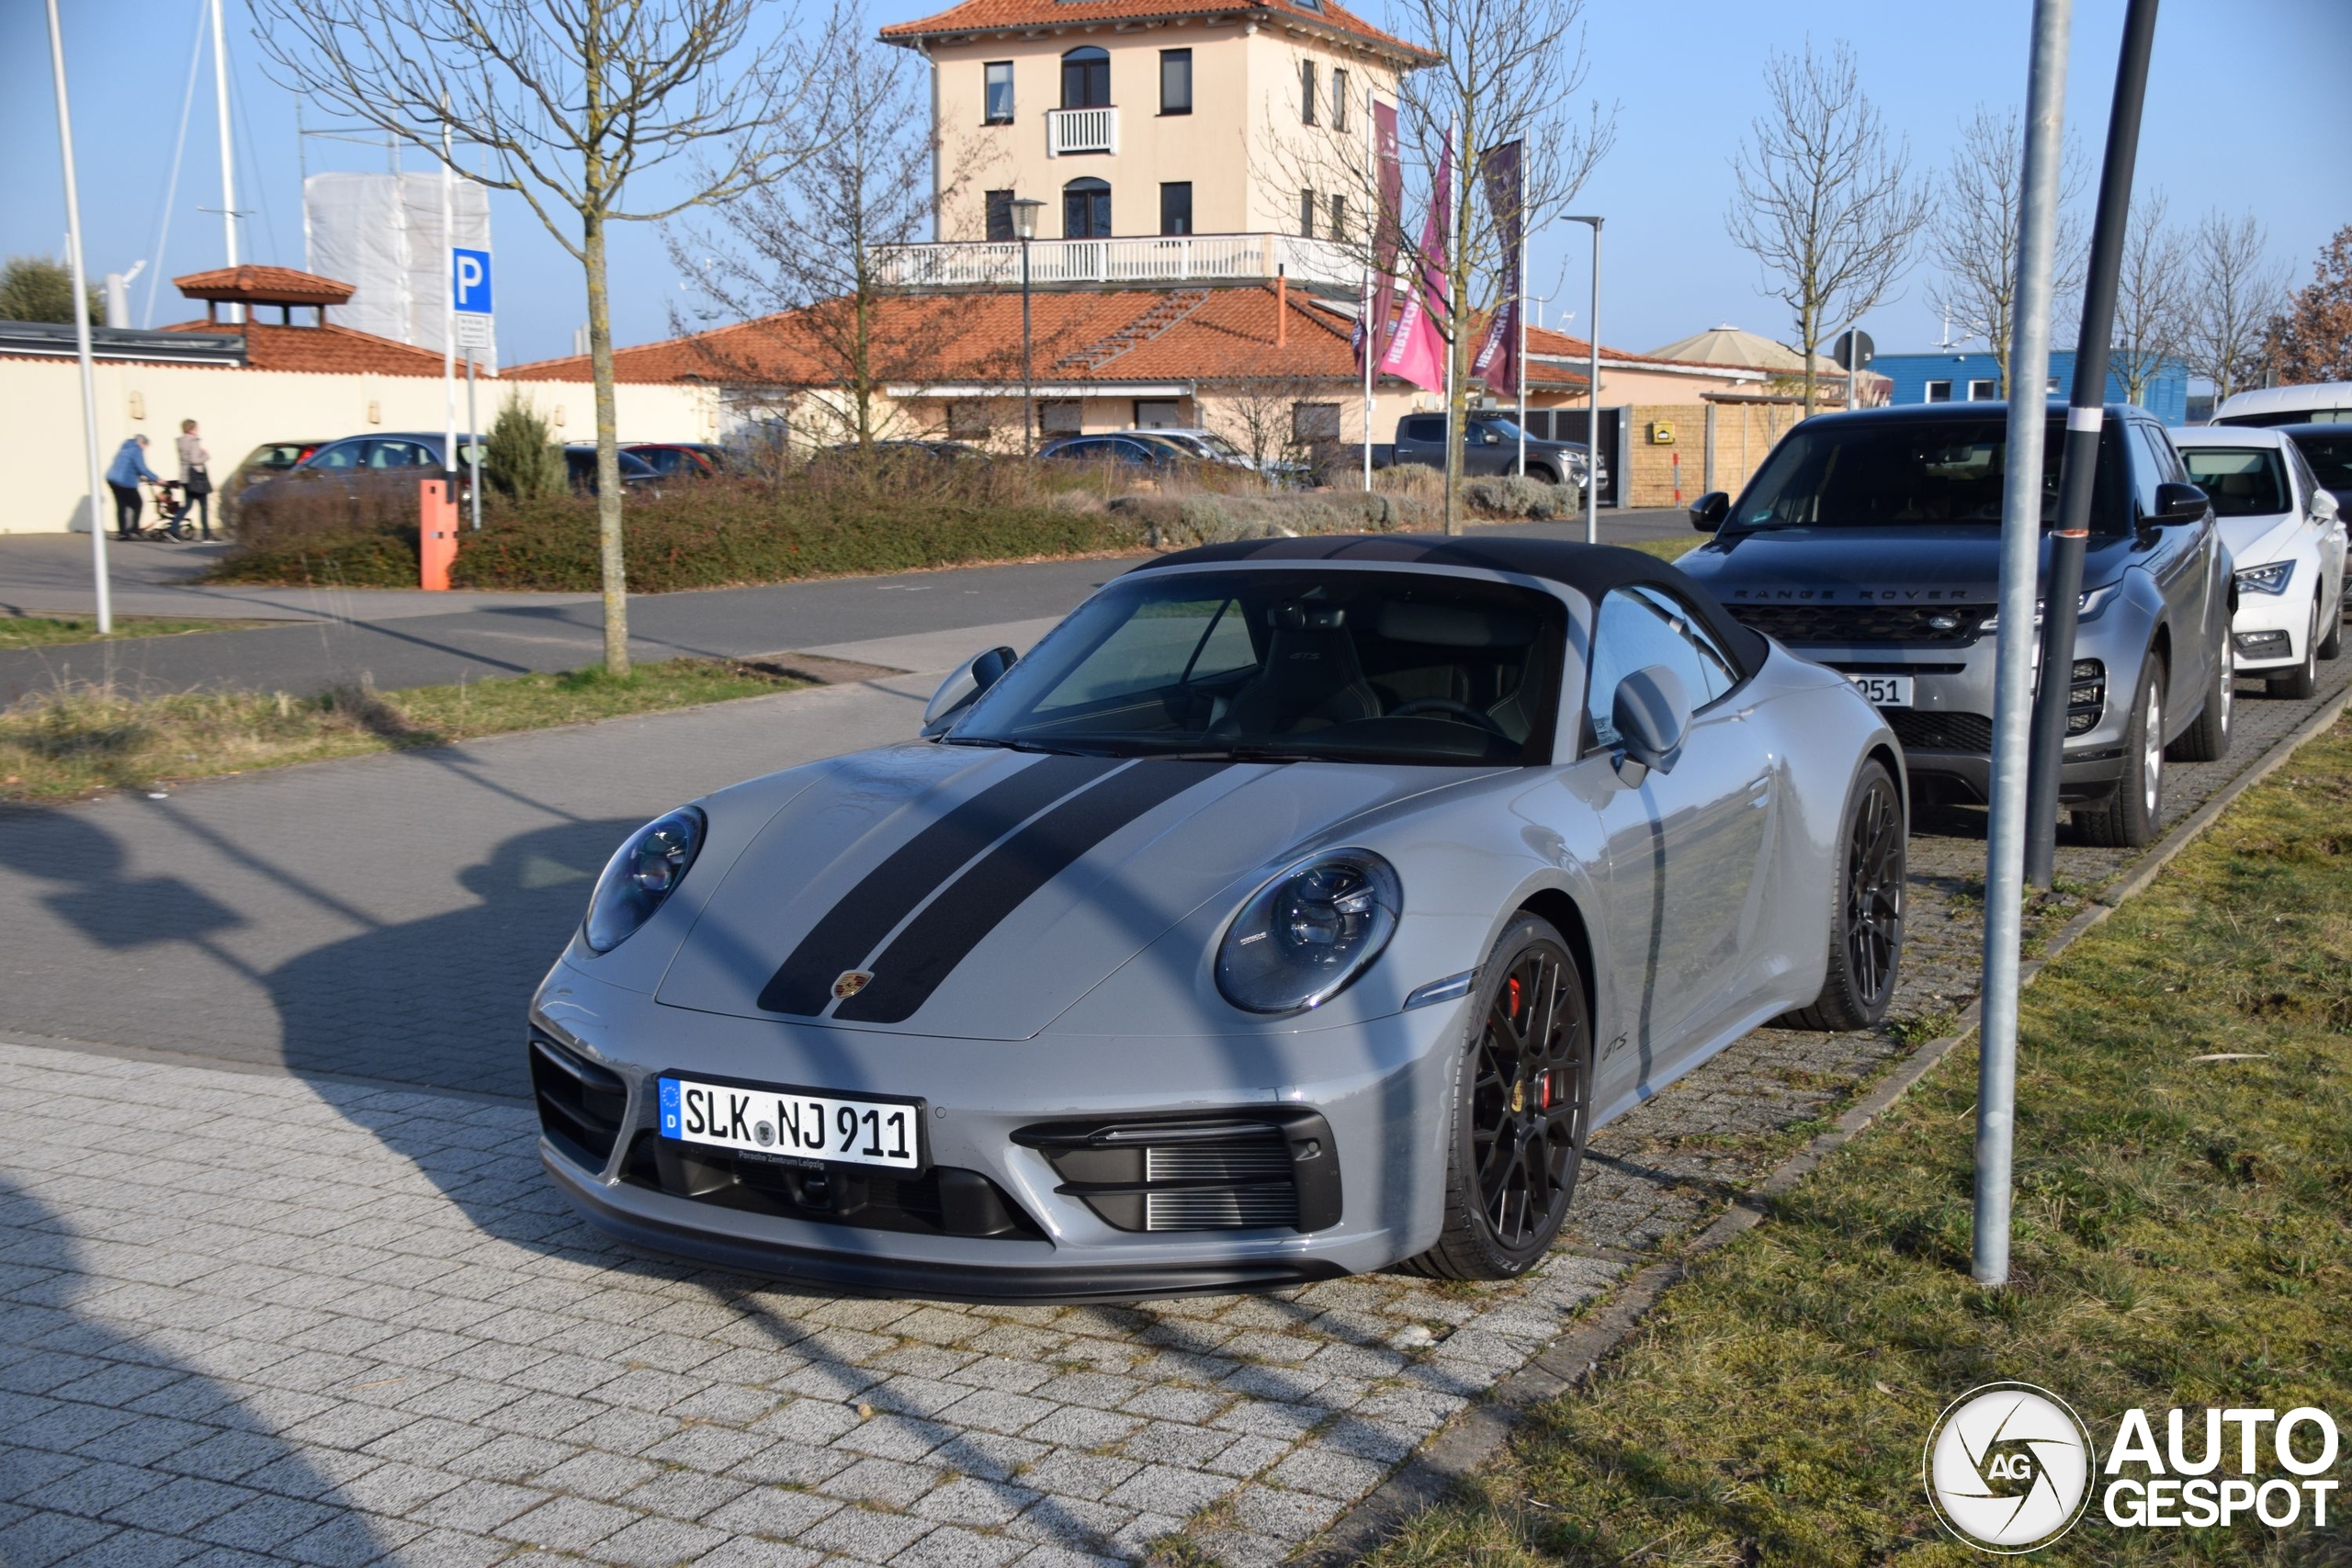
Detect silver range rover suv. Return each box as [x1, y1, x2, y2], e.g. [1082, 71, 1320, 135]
[1676, 401, 2234, 847]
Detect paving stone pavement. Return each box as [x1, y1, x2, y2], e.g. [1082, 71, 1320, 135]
[2, 639, 2346, 1567]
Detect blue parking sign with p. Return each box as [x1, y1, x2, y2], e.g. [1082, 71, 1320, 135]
[451, 248, 492, 313]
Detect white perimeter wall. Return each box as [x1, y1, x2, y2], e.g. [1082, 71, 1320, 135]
[0, 358, 722, 535]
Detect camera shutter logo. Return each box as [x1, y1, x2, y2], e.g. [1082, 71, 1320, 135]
[1924, 1382, 2096, 1552]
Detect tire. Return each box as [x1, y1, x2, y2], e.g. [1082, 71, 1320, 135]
[2170, 637, 2233, 759]
[1526, 464, 1558, 487]
[2320, 596, 2344, 660]
[2267, 601, 2320, 699]
[1777, 760, 1905, 1032]
[2075, 659, 2163, 848]
[1402, 915, 1593, 1281]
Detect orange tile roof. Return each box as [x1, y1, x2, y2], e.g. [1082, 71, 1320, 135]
[160, 320, 469, 378]
[1523, 323, 1764, 377]
[173, 265, 356, 306]
[878, 0, 1435, 65]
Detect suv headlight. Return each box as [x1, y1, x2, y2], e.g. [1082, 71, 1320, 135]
[583, 807, 706, 953]
[2233, 559, 2294, 596]
[1216, 850, 1401, 1014]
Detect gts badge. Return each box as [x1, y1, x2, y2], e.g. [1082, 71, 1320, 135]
[831, 970, 875, 1001]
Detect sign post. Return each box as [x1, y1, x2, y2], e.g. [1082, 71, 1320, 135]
[452, 247, 492, 532]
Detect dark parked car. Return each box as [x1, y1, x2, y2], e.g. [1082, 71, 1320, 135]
[1036, 434, 1179, 468]
[823, 439, 985, 462]
[1385, 412, 1600, 490]
[565, 445, 662, 492]
[1675, 400, 2233, 848]
[625, 442, 728, 478]
[2278, 423, 2352, 519]
[235, 432, 483, 532]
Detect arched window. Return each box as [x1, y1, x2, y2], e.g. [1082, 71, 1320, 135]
[1063, 178, 1112, 239]
[1060, 47, 1111, 109]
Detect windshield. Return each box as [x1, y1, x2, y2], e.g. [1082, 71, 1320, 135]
[950, 569, 1566, 766]
[2178, 446, 2290, 516]
[1192, 432, 1245, 458]
[2290, 431, 2352, 493]
[1733, 414, 2124, 534]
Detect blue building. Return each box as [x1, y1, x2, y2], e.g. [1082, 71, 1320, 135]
[1872, 349, 2189, 424]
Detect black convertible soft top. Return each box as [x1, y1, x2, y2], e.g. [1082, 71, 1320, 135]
[1129, 533, 1770, 677]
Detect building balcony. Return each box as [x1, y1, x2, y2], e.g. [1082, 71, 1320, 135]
[872, 232, 1363, 295]
[1046, 106, 1117, 156]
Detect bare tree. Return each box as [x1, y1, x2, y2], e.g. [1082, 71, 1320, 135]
[2263, 223, 2352, 386]
[2110, 189, 2191, 408]
[1924, 103, 2086, 394]
[254, 0, 826, 677]
[1726, 41, 1928, 416]
[2181, 209, 2286, 407]
[1260, 0, 1614, 532]
[669, 19, 1004, 475]
[1205, 373, 1331, 484]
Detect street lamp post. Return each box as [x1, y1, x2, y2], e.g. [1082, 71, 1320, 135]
[1563, 215, 1603, 543]
[1012, 198, 1044, 455]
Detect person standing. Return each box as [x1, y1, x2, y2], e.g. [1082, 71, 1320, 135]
[175, 418, 216, 541]
[104, 434, 161, 540]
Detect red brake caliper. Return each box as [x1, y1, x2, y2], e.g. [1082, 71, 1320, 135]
[1506, 977, 1521, 1019]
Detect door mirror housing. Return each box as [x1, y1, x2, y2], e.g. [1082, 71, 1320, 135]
[2154, 480, 2210, 522]
[2311, 487, 2340, 525]
[922, 646, 1018, 737]
[1482, 430, 1501, 446]
[1690, 491, 1730, 532]
[1608, 664, 1690, 787]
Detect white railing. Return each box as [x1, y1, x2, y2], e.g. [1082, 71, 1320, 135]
[1046, 106, 1117, 156]
[873, 232, 1362, 292]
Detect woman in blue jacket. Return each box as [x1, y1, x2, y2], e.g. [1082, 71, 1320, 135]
[104, 435, 163, 539]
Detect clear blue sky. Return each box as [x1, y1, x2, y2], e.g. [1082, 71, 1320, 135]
[3, 0, 2345, 369]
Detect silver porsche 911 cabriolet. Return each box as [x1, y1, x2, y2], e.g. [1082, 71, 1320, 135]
[527, 536, 1905, 1300]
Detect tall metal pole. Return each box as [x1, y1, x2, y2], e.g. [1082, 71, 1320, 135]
[442, 115, 458, 479]
[1515, 222, 1527, 479]
[1974, 0, 2075, 1290]
[2024, 0, 2162, 886]
[1362, 85, 1375, 494]
[467, 351, 481, 531]
[209, 0, 239, 323]
[1562, 218, 1603, 540]
[1021, 237, 1035, 456]
[46, 0, 111, 635]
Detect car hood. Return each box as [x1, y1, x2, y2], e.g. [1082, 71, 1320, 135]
[2215, 511, 2300, 567]
[653, 743, 1481, 1040]
[1678, 525, 2139, 603]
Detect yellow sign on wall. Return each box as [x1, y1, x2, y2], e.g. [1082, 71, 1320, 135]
[1649, 421, 1676, 445]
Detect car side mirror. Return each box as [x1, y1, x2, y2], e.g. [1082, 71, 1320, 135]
[1482, 431, 1501, 446]
[1690, 491, 1730, 532]
[1608, 664, 1690, 788]
[2154, 480, 2210, 522]
[2312, 489, 2340, 524]
[922, 646, 1018, 737]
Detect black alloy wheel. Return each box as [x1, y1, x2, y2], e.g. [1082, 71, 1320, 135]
[1779, 759, 1905, 1032]
[1407, 917, 1592, 1280]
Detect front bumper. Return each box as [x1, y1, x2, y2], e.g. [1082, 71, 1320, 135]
[2229, 577, 2313, 671]
[528, 964, 1466, 1301]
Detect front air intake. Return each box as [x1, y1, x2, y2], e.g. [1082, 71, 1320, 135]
[529, 1032, 627, 1169]
[1013, 1111, 1341, 1234]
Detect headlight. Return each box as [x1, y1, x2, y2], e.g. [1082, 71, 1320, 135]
[2234, 559, 2294, 595]
[1216, 850, 1401, 1014]
[1978, 584, 2117, 634]
[583, 807, 706, 953]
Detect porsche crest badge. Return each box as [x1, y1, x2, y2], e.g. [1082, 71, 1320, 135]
[831, 970, 874, 1000]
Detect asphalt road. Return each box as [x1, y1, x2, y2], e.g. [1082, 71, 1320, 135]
[0, 510, 1700, 701]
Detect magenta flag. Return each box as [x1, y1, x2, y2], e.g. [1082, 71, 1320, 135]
[1380, 136, 1451, 392]
[1471, 140, 1523, 397]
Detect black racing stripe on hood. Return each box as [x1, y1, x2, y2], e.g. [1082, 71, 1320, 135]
[756, 752, 1119, 1016]
[832, 759, 1231, 1025]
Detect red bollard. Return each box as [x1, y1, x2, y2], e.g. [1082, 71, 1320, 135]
[419, 479, 458, 592]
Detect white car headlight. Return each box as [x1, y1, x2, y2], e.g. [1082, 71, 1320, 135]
[1216, 850, 1401, 1014]
[584, 807, 706, 953]
[2233, 559, 2294, 596]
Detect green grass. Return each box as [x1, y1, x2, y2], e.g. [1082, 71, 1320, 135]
[0, 657, 808, 802]
[1367, 714, 2352, 1568]
[1619, 536, 1699, 564]
[0, 614, 277, 650]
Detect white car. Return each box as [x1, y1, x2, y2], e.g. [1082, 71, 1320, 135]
[2211, 381, 2352, 428]
[2173, 426, 2347, 698]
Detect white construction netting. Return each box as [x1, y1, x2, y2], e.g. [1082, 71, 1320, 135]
[303, 171, 496, 372]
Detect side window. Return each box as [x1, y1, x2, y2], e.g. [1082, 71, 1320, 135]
[1585, 586, 1736, 748]
[2125, 423, 2165, 518]
[2141, 423, 2188, 484]
[2288, 444, 2323, 512]
[308, 440, 365, 470]
[1404, 415, 1442, 442]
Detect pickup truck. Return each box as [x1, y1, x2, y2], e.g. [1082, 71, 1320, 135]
[1383, 412, 1601, 490]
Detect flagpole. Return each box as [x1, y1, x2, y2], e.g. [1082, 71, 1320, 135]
[1362, 85, 1374, 493]
[47, 0, 111, 634]
[1515, 166, 1528, 479]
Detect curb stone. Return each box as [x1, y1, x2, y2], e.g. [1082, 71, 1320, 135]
[1298, 678, 2352, 1567]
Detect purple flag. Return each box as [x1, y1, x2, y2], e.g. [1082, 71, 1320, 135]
[1471, 140, 1523, 397]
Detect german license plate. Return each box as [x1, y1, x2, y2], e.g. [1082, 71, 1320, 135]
[1848, 673, 1915, 707]
[658, 1077, 922, 1170]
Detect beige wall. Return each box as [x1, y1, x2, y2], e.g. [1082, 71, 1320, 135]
[927, 24, 1397, 243]
[1, 357, 722, 535]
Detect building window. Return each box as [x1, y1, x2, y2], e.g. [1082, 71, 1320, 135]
[1299, 189, 1317, 240]
[984, 62, 1014, 124]
[985, 190, 1016, 242]
[947, 400, 996, 439]
[1329, 194, 1347, 242]
[1332, 69, 1349, 131]
[1041, 400, 1083, 434]
[1064, 177, 1112, 238]
[1300, 60, 1317, 125]
[1293, 403, 1342, 440]
[1135, 399, 1182, 427]
[1159, 182, 1193, 236]
[1925, 380, 1953, 403]
[1967, 378, 1997, 400]
[1061, 46, 1111, 109]
[1159, 50, 1192, 115]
